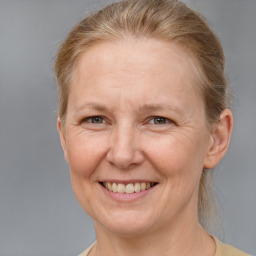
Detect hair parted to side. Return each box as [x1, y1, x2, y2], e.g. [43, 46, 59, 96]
[54, 0, 229, 228]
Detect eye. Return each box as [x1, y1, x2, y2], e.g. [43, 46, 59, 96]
[80, 116, 109, 130]
[152, 117, 167, 124]
[145, 116, 176, 131]
[149, 116, 170, 125]
[88, 116, 104, 124]
[82, 116, 106, 124]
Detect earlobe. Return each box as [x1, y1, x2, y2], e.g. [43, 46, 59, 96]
[57, 117, 69, 163]
[204, 109, 233, 169]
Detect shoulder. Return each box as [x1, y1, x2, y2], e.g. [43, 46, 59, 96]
[78, 239, 254, 256]
[213, 237, 251, 256]
[78, 242, 96, 256]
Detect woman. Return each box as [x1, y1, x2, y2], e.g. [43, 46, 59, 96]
[54, 0, 251, 255]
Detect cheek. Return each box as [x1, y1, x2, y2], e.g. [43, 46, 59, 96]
[69, 171, 96, 220]
[66, 134, 107, 178]
[66, 134, 108, 216]
[144, 132, 207, 178]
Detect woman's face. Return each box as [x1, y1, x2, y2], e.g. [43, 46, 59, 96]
[59, 38, 215, 236]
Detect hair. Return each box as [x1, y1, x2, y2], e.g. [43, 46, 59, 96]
[54, 0, 229, 228]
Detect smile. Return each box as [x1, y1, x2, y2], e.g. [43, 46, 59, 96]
[101, 182, 157, 194]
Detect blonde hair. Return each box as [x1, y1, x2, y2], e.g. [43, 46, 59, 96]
[54, 0, 228, 228]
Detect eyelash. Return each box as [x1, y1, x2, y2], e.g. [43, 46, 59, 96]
[81, 115, 173, 126]
[82, 116, 106, 124]
[148, 116, 172, 125]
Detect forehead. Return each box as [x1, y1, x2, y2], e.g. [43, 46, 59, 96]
[72, 37, 198, 87]
[69, 37, 203, 113]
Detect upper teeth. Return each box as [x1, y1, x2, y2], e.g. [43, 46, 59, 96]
[103, 182, 154, 193]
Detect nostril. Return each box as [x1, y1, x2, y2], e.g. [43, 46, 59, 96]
[106, 149, 143, 169]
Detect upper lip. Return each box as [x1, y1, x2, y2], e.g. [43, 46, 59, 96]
[99, 180, 158, 185]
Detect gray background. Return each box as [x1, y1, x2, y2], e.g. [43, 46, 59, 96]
[0, 0, 255, 255]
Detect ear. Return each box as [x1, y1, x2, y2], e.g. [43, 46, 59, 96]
[203, 109, 233, 169]
[57, 117, 69, 163]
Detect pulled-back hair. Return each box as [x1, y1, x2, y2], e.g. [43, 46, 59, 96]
[54, 0, 229, 228]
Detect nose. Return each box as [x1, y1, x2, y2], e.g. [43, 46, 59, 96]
[106, 124, 144, 170]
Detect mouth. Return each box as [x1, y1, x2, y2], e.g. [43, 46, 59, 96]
[99, 181, 158, 194]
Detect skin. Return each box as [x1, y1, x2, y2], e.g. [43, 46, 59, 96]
[58, 38, 233, 256]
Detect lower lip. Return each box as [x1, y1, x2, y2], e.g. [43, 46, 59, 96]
[100, 184, 156, 202]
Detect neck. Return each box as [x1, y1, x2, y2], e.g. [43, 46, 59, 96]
[92, 217, 215, 256]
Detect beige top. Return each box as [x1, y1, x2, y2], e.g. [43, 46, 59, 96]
[78, 237, 251, 256]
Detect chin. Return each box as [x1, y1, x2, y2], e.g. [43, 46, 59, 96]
[100, 222, 153, 238]
[93, 210, 158, 237]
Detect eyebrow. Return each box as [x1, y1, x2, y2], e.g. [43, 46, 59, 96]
[74, 102, 183, 115]
[74, 103, 108, 113]
[138, 104, 184, 115]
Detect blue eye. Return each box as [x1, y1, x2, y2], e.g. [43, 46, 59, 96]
[88, 116, 104, 124]
[80, 116, 108, 130]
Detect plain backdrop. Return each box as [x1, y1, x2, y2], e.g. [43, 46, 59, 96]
[0, 0, 255, 255]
